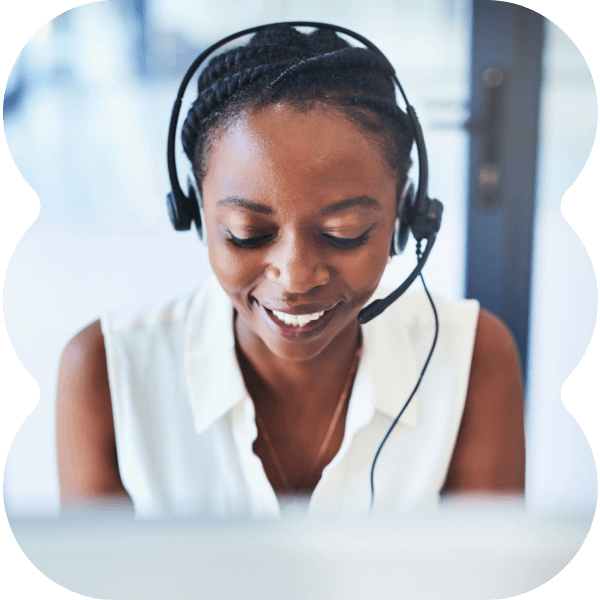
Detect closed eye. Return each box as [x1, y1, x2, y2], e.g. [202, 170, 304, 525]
[322, 229, 371, 248]
[227, 229, 371, 249]
[227, 233, 272, 248]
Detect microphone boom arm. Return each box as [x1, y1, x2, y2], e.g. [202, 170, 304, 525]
[358, 234, 437, 324]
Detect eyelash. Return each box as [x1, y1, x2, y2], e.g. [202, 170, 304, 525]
[226, 229, 372, 250]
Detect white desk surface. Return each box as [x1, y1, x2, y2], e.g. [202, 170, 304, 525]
[10, 499, 593, 600]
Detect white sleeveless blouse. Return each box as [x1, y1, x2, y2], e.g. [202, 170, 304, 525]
[101, 275, 479, 519]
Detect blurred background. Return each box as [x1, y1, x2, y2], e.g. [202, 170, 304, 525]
[2, 0, 597, 519]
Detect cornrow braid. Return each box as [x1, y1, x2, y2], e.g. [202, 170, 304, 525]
[270, 48, 354, 87]
[197, 45, 298, 93]
[270, 48, 393, 89]
[181, 25, 414, 189]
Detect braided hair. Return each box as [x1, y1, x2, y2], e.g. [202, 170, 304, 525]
[181, 25, 414, 192]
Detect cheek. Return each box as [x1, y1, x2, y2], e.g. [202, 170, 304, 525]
[352, 247, 389, 295]
[333, 234, 393, 305]
[207, 237, 262, 296]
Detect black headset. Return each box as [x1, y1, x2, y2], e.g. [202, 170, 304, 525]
[166, 22, 442, 511]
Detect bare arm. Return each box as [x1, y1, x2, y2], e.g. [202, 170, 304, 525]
[442, 309, 526, 495]
[56, 319, 132, 510]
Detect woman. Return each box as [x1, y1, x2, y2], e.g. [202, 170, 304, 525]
[56, 24, 525, 518]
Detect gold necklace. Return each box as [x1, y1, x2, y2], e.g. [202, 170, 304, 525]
[254, 330, 362, 493]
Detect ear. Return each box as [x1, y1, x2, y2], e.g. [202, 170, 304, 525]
[392, 179, 414, 255]
[398, 178, 414, 219]
[187, 174, 202, 206]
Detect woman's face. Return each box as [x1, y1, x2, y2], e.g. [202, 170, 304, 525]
[201, 103, 399, 362]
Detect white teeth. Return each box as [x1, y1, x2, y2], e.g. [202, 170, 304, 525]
[271, 308, 326, 327]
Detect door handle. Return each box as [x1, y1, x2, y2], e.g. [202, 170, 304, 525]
[426, 66, 505, 210]
[465, 65, 505, 210]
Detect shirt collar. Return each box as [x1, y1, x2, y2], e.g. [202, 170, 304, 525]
[185, 275, 420, 435]
[360, 292, 420, 427]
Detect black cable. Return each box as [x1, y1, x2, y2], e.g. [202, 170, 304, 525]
[369, 242, 440, 514]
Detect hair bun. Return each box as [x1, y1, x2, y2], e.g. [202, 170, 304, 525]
[248, 25, 351, 58]
[249, 25, 309, 50]
[307, 28, 351, 53]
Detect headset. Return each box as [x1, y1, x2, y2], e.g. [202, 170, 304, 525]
[166, 21, 442, 512]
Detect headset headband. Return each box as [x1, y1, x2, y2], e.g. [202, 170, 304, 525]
[166, 21, 442, 324]
[167, 22, 429, 217]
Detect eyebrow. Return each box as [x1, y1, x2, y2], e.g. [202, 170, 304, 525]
[217, 195, 382, 216]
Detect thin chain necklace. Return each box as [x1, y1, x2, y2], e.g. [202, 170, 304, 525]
[254, 329, 362, 493]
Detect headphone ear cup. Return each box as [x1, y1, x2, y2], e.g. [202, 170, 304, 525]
[391, 181, 415, 255]
[167, 190, 193, 231]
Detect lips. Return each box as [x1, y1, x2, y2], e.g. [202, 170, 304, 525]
[255, 299, 340, 337]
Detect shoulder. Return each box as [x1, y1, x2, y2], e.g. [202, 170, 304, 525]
[443, 308, 526, 494]
[57, 320, 129, 503]
[58, 320, 111, 413]
[57, 319, 110, 409]
[467, 308, 525, 422]
[59, 319, 106, 378]
[468, 309, 524, 401]
[57, 318, 112, 439]
[472, 309, 520, 366]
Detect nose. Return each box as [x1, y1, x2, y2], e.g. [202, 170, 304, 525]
[265, 232, 331, 294]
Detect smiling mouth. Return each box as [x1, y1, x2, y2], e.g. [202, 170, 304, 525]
[256, 301, 339, 334]
[270, 308, 326, 328]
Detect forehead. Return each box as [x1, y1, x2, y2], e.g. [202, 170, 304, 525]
[202, 103, 397, 206]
